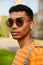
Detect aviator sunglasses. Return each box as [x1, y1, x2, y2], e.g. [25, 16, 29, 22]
[6, 18, 24, 27]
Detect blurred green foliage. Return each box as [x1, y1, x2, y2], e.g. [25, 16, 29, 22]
[0, 15, 9, 37]
[0, 49, 16, 65]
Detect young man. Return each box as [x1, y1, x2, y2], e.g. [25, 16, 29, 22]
[7, 4, 43, 65]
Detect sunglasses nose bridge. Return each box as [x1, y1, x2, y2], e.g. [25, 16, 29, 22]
[12, 22, 18, 28]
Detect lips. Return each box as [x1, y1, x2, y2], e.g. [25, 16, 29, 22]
[11, 31, 20, 36]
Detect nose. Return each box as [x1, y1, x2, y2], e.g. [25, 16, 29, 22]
[12, 22, 18, 29]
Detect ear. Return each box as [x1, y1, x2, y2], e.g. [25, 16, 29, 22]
[30, 21, 34, 30]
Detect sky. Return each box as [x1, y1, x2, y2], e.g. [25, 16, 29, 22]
[0, 0, 38, 16]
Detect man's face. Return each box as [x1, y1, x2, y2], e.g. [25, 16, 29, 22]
[8, 11, 33, 40]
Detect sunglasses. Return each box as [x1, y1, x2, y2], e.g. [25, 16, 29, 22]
[6, 18, 24, 27]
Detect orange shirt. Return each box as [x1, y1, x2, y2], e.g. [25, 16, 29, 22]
[12, 41, 43, 65]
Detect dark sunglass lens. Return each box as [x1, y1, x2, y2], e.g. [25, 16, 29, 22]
[6, 18, 13, 27]
[16, 18, 24, 27]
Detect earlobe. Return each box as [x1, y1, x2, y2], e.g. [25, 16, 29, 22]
[30, 21, 34, 29]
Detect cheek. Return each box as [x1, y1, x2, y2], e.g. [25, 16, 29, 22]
[24, 26, 30, 34]
[20, 23, 30, 35]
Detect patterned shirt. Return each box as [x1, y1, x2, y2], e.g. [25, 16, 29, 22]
[12, 41, 43, 65]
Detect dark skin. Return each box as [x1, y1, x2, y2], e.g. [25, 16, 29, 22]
[9, 11, 34, 48]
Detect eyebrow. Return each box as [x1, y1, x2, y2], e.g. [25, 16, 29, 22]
[16, 17, 24, 19]
[8, 17, 25, 21]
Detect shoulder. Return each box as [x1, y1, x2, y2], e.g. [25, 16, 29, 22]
[29, 46, 43, 62]
[30, 46, 43, 53]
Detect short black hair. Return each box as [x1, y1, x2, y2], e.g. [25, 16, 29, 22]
[9, 4, 33, 20]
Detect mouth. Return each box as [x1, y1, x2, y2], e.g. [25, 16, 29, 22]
[11, 32, 20, 36]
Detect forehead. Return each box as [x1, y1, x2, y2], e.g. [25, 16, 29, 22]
[9, 11, 28, 19]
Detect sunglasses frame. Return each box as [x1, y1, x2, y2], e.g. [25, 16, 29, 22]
[6, 18, 24, 27]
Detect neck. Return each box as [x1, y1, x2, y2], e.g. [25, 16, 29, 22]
[18, 33, 33, 48]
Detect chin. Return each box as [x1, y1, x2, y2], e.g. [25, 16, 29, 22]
[12, 36, 20, 40]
